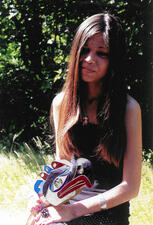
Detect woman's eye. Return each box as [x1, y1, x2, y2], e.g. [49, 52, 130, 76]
[97, 52, 109, 58]
[81, 48, 90, 56]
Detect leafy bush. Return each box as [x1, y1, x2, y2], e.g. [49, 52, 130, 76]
[0, 0, 152, 151]
[142, 148, 153, 164]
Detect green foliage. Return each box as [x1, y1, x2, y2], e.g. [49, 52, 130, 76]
[142, 148, 153, 164]
[0, 0, 152, 150]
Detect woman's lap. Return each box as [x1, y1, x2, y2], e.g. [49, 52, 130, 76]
[67, 212, 129, 225]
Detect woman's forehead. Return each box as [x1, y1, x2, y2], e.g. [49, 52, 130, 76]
[84, 33, 109, 50]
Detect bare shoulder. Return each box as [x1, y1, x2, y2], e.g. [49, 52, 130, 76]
[52, 91, 64, 110]
[126, 95, 141, 120]
[51, 91, 64, 122]
[51, 92, 65, 129]
[127, 95, 141, 113]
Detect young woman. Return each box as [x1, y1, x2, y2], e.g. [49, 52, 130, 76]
[28, 13, 142, 225]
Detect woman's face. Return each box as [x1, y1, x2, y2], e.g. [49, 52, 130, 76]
[80, 33, 109, 84]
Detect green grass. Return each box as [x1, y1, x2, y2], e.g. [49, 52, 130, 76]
[129, 162, 153, 225]
[0, 142, 53, 214]
[0, 145, 153, 224]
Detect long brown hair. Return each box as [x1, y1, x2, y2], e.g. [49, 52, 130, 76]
[53, 13, 127, 166]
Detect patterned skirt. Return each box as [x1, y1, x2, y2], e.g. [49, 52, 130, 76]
[67, 209, 129, 225]
[49, 202, 129, 225]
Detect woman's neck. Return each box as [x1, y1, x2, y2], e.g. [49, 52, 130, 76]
[87, 82, 102, 100]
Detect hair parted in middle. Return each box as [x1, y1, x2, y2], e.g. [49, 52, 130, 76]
[54, 13, 128, 166]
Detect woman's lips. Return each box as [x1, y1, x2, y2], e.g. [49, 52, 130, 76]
[82, 67, 95, 73]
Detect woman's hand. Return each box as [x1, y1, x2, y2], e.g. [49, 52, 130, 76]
[30, 199, 44, 216]
[35, 204, 74, 225]
[26, 198, 51, 225]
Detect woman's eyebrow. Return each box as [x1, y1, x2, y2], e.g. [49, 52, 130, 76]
[83, 45, 107, 49]
[83, 44, 108, 50]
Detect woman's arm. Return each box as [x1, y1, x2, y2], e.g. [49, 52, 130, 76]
[51, 92, 65, 159]
[101, 96, 142, 208]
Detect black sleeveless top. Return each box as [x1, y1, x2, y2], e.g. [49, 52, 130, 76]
[68, 122, 130, 225]
[70, 122, 123, 189]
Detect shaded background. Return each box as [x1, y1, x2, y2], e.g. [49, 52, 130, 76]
[0, 0, 152, 157]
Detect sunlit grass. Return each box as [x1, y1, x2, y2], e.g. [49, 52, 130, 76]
[0, 153, 36, 213]
[0, 143, 53, 215]
[129, 162, 153, 225]
[0, 144, 152, 224]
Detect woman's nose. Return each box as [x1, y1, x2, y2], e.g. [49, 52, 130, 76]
[84, 52, 95, 63]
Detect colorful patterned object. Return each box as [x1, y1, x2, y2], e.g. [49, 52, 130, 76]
[34, 158, 92, 206]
